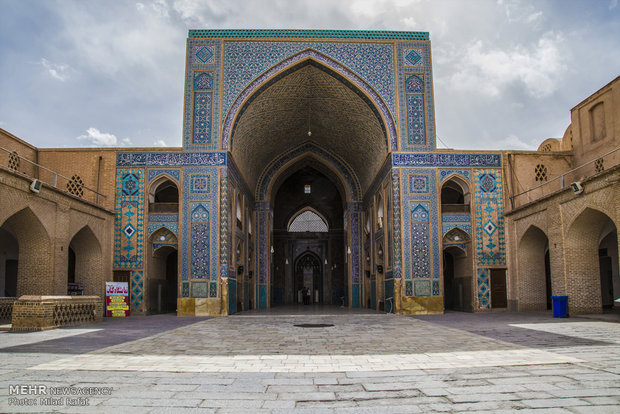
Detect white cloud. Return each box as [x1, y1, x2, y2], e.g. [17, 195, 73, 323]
[449, 32, 567, 98]
[77, 127, 131, 146]
[39, 58, 72, 81]
[496, 134, 535, 150]
[610, 0, 618, 10]
[153, 139, 167, 146]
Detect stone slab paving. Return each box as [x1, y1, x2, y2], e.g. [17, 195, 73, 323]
[0, 309, 619, 413]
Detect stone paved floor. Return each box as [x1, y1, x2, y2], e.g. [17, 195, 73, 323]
[1, 307, 619, 413]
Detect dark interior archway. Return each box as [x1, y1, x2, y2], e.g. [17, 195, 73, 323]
[271, 165, 345, 306]
[0, 227, 18, 297]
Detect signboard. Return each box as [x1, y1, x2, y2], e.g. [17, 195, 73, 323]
[105, 282, 129, 317]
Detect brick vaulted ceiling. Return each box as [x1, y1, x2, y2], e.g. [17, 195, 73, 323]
[230, 62, 389, 196]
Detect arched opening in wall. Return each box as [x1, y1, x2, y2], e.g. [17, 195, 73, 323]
[1, 208, 51, 296]
[565, 208, 619, 314]
[517, 226, 552, 311]
[294, 252, 322, 305]
[147, 228, 178, 314]
[271, 164, 345, 307]
[442, 228, 473, 311]
[441, 177, 470, 213]
[149, 177, 179, 213]
[0, 227, 18, 297]
[68, 226, 103, 296]
[599, 221, 618, 309]
[236, 194, 243, 230]
[229, 56, 389, 311]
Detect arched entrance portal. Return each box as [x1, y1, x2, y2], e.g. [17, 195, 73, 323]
[442, 228, 473, 311]
[271, 165, 346, 306]
[229, 53, 396, 311]
[147, 228, 179, 314]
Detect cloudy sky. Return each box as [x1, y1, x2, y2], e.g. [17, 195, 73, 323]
[0, 0, 618, 150]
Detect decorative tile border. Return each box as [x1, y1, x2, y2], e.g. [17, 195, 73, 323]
[114, 169, 145, 269]
[393, 153, 501, 168]
[117, 152, 226, 167]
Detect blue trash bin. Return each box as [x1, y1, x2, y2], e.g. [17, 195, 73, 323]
[551, 296, 568, 318]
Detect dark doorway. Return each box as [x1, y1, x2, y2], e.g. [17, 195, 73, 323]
[491, 269, 507, 308]
[443, 250, 455, 309]
[545, 249, 552, 310]
[4, 260, 17, 297]
[295, 253, 322, 304]
[165, 250, 178, 313]
[68, 247, 76, 284]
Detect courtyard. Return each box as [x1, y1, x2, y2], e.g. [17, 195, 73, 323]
[1, 309, 620, 413]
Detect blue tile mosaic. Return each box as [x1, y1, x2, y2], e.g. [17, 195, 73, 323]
[147, 168, 180, 184]
[117, 152, 226, 167]
[393, 153, 501, 168]
[114, 169, 144, 269]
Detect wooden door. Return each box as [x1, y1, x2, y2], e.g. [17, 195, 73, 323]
[490, 269, 507, 308]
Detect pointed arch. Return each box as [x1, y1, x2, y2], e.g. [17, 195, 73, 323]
[1, 207, 52, 295]
[69, 225, 103, 295]
[287, 207, 329, 232]
[517, 225, 551, 311]
[565, 207, 618, 313]
[257, 142, 361, 203]
[223, 49, 397, 152]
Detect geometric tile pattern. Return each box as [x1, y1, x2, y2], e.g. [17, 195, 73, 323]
[409, 174, 429, 194]
[406, 89, 426, 146]
[184, 39, 220, 151]
[442, 224, 472, 238]
[477, 268, 490, 309]
[114, 169, 145, 269]
[397, 42, 435, 151]
[193, 92, 212, 144]
[414, 279, 431, 296]
[191, 281, 208, 298]
[400, 169, 440, 295]
[474, 169, 506, 266]
[220, 41, 397, 132]
[147, 223, 178, 238]
[147, 168, 180, 183]
[182, 168, 220, 287]
[221, 48, 397, 153]
[190, 29, 428, 41]
[148, 214, 178, 223]
[432, 279, 440, 296]
[130, 270, 144, 311]
[150, 227, 178, 253]
[391, 170, 402, 279]
[439, 169, 471, 182]
[403, 48, 424, 67]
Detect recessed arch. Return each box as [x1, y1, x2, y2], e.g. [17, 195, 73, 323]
[224, 49, 396, 151]
[441, 176, 471, 212]
[69, 225, 103, 295]
[287, 207, 329, 232]
[517, 225, 551, 311]
[565, 207, 619, 313]
[1, 207, 52, 295]
[257, 143, 360, 203]
[228, 50, 393, 195]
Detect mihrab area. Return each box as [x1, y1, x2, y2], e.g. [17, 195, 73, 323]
[0, 29, 618, 320]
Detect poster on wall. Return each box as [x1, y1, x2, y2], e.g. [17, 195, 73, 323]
[105, 282, 129, 317]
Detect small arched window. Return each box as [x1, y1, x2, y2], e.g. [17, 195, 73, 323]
[149, 178, 179, 213]
[288, 209, 328, 232]
[376, 194, 384, 229]
[441, 178, 470, 213]
[236, 194, 243, 230]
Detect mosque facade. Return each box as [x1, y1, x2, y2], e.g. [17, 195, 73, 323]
[0, 30, 618, 319]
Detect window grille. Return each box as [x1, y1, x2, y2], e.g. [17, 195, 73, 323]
[288, 210, 327, 232]
[534, 164, 548, 182]
[67, 175, 84, 198]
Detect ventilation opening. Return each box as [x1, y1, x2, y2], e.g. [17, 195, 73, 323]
[294, 323, 334, 328]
